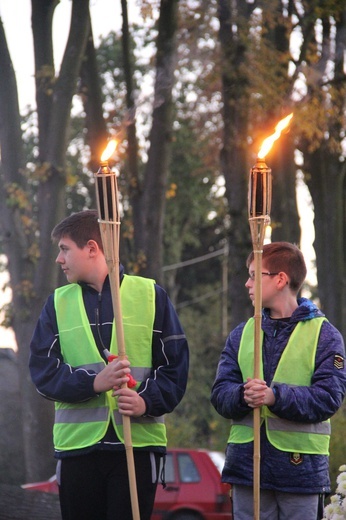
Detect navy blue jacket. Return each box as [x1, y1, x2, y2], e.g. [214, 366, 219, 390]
[211, 298, 346, 494]
[29, 267, 189, 458]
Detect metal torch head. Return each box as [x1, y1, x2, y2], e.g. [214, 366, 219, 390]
[248, 158, 272, 219]
[94, 162, 120, 222]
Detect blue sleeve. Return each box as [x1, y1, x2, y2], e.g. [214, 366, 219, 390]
[210, 322, 251, 420]
[270, 321, 346, 422]
[29, 294, 97, 403]
[137, 285, 189, 417]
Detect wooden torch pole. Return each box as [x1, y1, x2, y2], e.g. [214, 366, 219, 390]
[95, 151, 141, 520]
[248, 158, 272, 520]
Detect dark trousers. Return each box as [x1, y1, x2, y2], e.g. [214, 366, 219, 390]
[58, 450, 161, 520]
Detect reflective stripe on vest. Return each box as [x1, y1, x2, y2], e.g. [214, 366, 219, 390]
[228, 317, 331, 454]
[53, 275, 167, 451]
[55, 407, 164, 426]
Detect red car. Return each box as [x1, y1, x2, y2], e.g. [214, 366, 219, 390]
[22, 448, 232, 520]
[153, 448, 231, 520]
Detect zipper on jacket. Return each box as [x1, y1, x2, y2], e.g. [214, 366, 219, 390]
[94, 300, 109, 362]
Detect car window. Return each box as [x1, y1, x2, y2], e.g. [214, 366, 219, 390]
[163, 453, 175, 483]
[177, 453, 200, 483]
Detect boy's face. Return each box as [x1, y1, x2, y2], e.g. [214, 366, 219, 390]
[56, 236, 93, 284]
[245, 260, 280, 308]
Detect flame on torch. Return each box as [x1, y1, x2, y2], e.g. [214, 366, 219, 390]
[258, 113, 293, 159]
[101, 139, 117, 163]
[248, 113, 293, 219]
[96, 140, 119, 222]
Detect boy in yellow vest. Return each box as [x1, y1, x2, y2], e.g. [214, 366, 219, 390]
[211, 241, 346, 520]
[29, 210, 189, 520]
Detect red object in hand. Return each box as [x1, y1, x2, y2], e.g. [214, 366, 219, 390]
[125, 374, 137, 388]
[107, 354, 137, 388]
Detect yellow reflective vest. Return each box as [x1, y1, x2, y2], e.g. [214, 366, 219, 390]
[53, 275, 167, 451]
[228, 317, 331, 454]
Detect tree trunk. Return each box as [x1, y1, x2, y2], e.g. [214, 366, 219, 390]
[218, 0, 254, 329]
[0, 0, 92, 482]
[0, 350, 25, 485]
[141, 0, 179, 283]
[0, 14, 53, 485]
[35, 0, 92, 295]
[31, 0, 58, 158]
[79, 22, 109, 178]
[14, 0, 92, 482]
[296, 6, 346, 333]
[270, 135, 300, 244]
[255, 1, 300, 244]
[305, 148, 345, 333]
[121, 0, 145, 261]
[17, 321, 56, 483]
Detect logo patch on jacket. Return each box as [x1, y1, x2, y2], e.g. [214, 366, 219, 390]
[290, 453, 303, 465]
[334, 355, 344, 370]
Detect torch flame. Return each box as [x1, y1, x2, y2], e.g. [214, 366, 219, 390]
[258, 113, 293, 159]
[101, 139, 117, 162]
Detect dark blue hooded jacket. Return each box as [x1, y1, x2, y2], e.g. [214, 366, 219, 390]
[29, 268, 189, 459]
[211, 298, 346, 494]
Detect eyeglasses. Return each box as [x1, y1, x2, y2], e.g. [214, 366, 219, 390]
[248, 272, 279, 281]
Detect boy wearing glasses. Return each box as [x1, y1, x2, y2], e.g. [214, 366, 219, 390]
[211, 241, 346, 520]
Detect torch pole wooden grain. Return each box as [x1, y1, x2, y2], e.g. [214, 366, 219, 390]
[248, 155, 272, 520]
[96, 167, 141, 520]
[253, 243, 263, 520]
[249, 217, 268, 520]
[247, 117, 290, 517]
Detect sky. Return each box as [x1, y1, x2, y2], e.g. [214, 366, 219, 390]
[0, 0, 316, 349]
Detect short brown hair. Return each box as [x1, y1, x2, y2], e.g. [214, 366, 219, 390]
[51, 210, 103, 251]
[246, 241, 307, 293]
